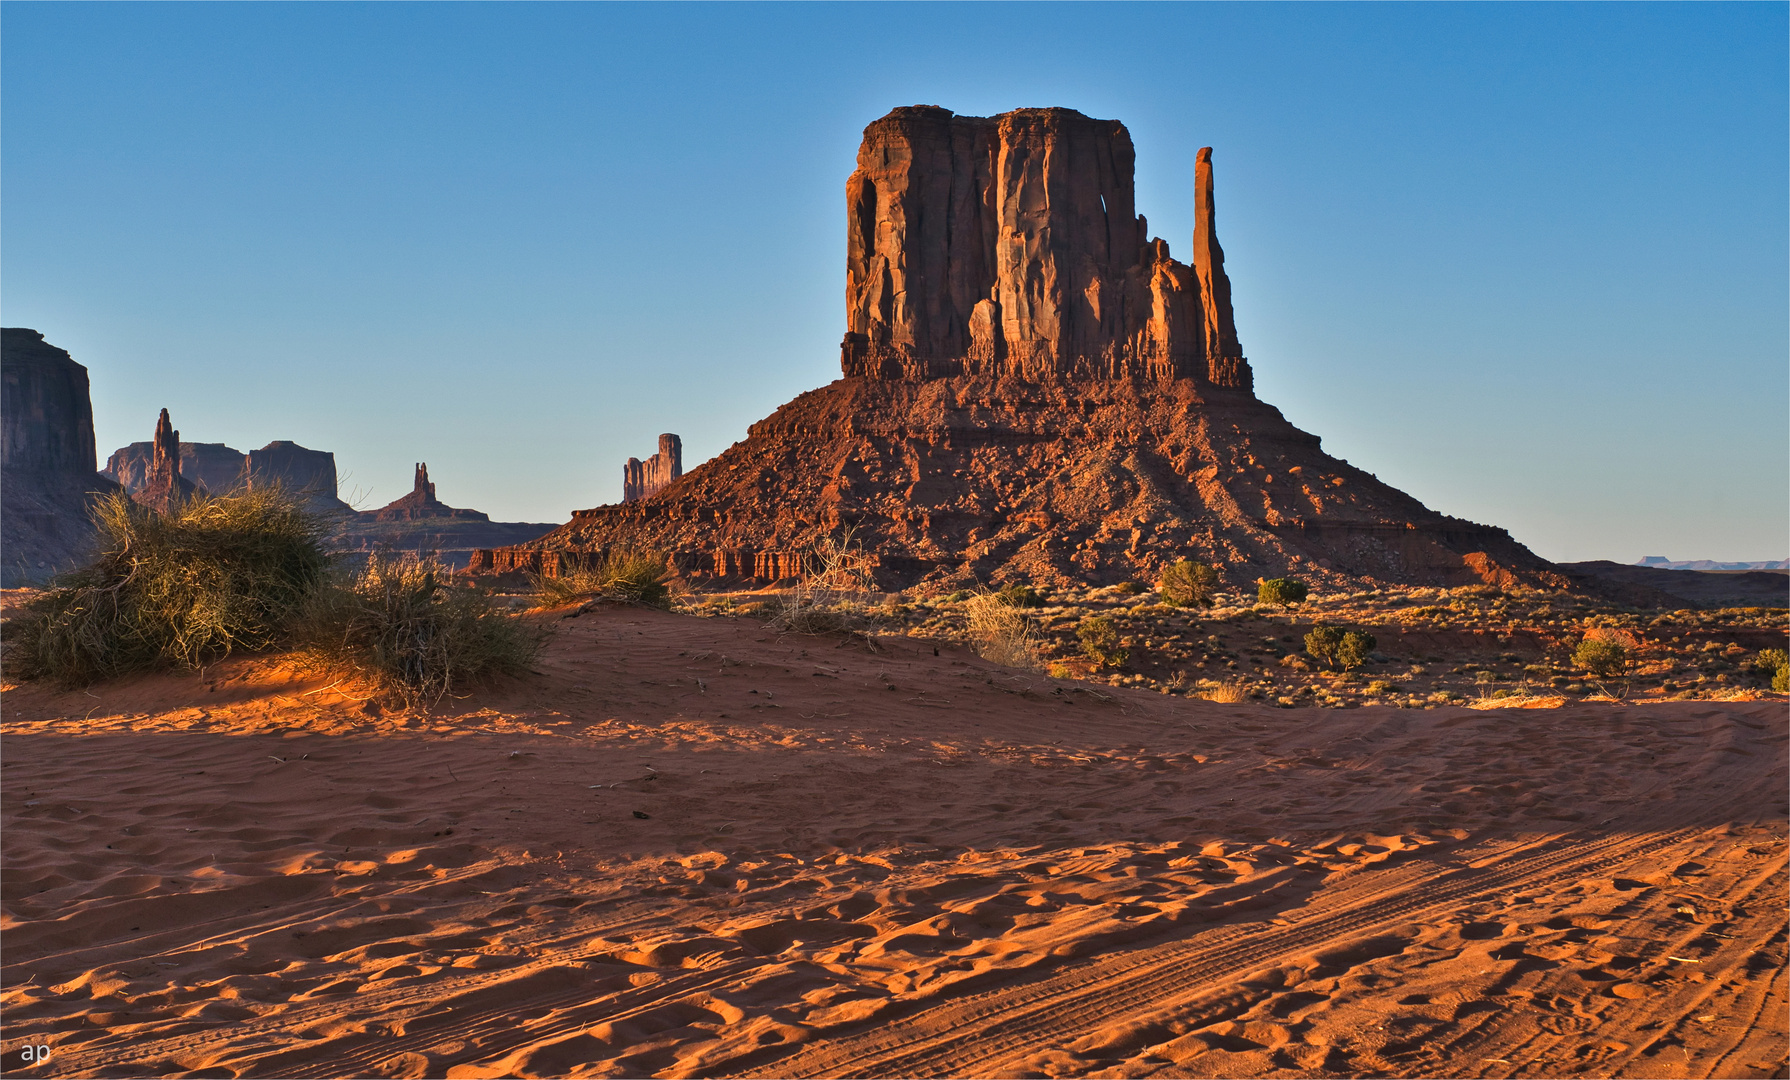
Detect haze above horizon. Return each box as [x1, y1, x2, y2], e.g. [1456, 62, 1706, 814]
[3, 3, 1784, 563]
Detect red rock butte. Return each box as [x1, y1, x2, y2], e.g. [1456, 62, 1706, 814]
[473, 106, 1562, 591]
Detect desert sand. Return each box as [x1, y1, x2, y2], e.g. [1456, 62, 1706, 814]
[2, 605, 1785, 1079]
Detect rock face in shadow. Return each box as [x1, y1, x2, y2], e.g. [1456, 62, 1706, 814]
[105, 441, 246, 495]
[245, 441, 352, 513]
[472, 107, 1562, 591]
[1558, 561, 1789, 611]
[369, 463, 488, 522]
[840, 106, 1248, 388]
[623, 434, 683, 503]
[1, 328, 123, 584]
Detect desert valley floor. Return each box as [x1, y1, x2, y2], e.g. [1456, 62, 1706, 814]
[2, 605, 1785, 1079]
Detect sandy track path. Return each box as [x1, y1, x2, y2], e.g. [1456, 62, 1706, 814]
[3, 606, 1784, 1078]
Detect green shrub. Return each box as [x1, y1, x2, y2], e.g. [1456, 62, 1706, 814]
[1573, 637, 1628, 678]
[1159, 560, 1220, 608]
[997, 583, 1046, 608]
[1258, 578, 1308, 608]
[533, 549, 671, 609]
[2, 489, 330, 687]
[1753, 648, 1788, 677]
[299, 553, 543, 707]
[1077, 615, 1129, 668]
[1774, 664, 1789, 693]
[1113, 581, 1144, 596]
[1304, 625, 1376, 671]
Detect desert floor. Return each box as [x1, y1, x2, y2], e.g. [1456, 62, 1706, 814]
[2, 606, 1786, 1079]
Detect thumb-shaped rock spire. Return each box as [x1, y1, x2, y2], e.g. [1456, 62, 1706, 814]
[1192, 147, 1242, 367]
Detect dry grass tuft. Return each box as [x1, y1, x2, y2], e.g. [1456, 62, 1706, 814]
[298, 552, 544, 707]
[1202, 680, 1250, 703]
[2, 488, 330, 687]
[769, 532, 880, 636]
[965, 592, 1043, 671]
[532, 549, 672, 610]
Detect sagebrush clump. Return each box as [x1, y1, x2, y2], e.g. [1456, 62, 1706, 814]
[1258, 577, 1308, 608]
[1159, 560, 1220, 608]
[299, 553, 543, 706]
[1304, 625, 1376, 671]
[2, 489, 330, 687]
[1077, 615, 1128, 668]
[533, 549, 671, 609]
[1573, 636, 1628, 678]
[965, 592, 1042, 670]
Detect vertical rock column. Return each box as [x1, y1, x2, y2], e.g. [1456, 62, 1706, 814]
[1192, 147, 1251, 390]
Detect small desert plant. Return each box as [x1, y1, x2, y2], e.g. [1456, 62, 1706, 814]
[769, 531, 877, 635]
[3, 489, 330, 686]
[1113, 581, 1145, 596]
[1159, 560, 1220, 608]
[1774, 665, 1789, 693]
[1572, 636, 1628, 678]
[1203, 680, 1249, 703]
[1047, 661, 1075, 680]
[996, 583, 1046, 608]
[1077, 614, 1129, 668]
[297, 553, 543, 706]
[965, 592, 1042, 670]
[532, 549, 671, 609]
[1258, 577, 1308, 608]
[1751, 648, 1788, 678]
[1304, 625, 1376, 671]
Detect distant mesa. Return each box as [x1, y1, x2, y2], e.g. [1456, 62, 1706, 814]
[369, 463, 489, 522]
[623, 435, 682, 503]
[1635, 556, 1789, 572]
[105, 431, 352, 514]
[472, 106, 1564, 591]
[1, 328, 124, 584]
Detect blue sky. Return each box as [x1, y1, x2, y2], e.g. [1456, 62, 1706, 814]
[4, 2, 1784, 563]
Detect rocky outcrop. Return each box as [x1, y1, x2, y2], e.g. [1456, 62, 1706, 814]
[840, 106, 1250, 388]
[1, 328, 123, 584]
[130, 409, 198, 514]
[245, 441, 352, 513]
[369, 463, 488, 522]
[474, 107, 1560, 592]
[623, 435, 683, 502]
[105, 441, 246, 495]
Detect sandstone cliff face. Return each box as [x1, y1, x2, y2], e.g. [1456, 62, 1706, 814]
[105, 441, 246, 495]
[369, 463, 489, 522]
[246, 441, 351, 513]
[841, 106, 1249, 388]
[622, 434, 683, 502]
[1, 328, 123, 584]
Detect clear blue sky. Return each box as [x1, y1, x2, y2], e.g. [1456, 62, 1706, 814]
[4, 2, 1784, 563]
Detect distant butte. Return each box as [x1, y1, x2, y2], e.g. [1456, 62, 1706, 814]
[370, 463, 489, 522]
[473, 106, 1563, 591]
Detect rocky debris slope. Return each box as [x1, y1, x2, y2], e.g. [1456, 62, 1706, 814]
[0, 328, 123, 584]
[481, 376, 1558, 590]
[476, 107, 1562, 592]
[623, 434, 683, 502]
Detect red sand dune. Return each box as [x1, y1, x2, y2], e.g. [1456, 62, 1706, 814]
[3, 606, 1785, 1078]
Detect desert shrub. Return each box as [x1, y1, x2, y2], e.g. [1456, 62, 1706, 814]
[3, 489, 329, 687]
[1159, 560, 1220, 608]
[1573, 636, 1628, 678]
[297, 553, 542, 707]
[1303, 625, 1376, 671]
[533, 549, 671, 609]
[770, 532, 877, 635]
[1774, 665, 1789, 693]
[1258, 577, 1308, 608]
[1202, 680, 1249, 703]
[1077, 615, 1128, 668]
[1113, 581, 1144, 596]
[1752, 648, 1788, 677]
[996, 583, 1046, 609]
[945, 590, 973, 602]
[1047, 661, 1075, 680]
[965, 593, 1042, 670]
